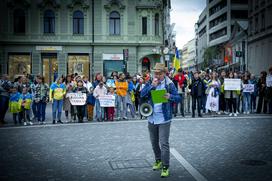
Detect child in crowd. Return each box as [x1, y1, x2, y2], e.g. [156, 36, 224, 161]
[64, 84, 76, 122]
[9, 86, 22, 124]
[107, 87, 116, 121]
[87, 87, 95, 121]
[21, 87, 33, 125]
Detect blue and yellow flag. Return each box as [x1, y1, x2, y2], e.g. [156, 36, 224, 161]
[172, 48, 180, 72]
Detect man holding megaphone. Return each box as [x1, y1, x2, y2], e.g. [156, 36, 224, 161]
[140, 63, 181, 178]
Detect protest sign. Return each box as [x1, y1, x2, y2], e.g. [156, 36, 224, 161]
[151, 89, 168, 104]
[66, 93, 87, 105]
[224, 78, 241, 91]
[243, 84, 254, 93]
[99, 95, 115, 107]
[266, 75, 272, 87]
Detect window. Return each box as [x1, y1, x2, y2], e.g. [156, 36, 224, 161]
[155, 13, 159, 36]
[255, 15, 259, 33]
[44, 10, 55, 34]
[8, 54, 31, 79]
[14, 9, 25, 34]
[209, 27, 227, 41]
[261, 12, 265, 31]
[73, 10, 84, 34]
[109, 11, 120, 35]
[142, 17, 147, 35]
[68, 55, 90, 77]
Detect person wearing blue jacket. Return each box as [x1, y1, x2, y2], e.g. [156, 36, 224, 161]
[140, 63, 181, 178]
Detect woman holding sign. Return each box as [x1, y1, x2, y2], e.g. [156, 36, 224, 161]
[224, 72, 239, 117]
[74, 80, 88, 123]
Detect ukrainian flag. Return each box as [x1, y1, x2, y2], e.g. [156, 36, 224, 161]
[172, 48, 180, 72]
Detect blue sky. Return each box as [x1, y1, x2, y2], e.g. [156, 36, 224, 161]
[170, 0, 206, 48]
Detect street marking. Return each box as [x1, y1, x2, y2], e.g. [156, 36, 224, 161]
[0, 115, 271, 130]
[170, 148, 208, 181]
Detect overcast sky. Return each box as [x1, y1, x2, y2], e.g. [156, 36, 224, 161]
[170, 0, 206, 48]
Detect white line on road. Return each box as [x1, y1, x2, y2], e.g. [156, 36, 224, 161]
[170, 148, 208, 181]
[1, 115, 271, 130]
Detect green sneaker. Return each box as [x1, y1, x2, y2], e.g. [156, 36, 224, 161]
[152, 160, 162, 170]
[161, 166, 169, 178]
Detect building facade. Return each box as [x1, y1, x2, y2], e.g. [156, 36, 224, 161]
[248, 0, 272, 75]
[181, 38, 196, 71]
[0, 0, 170, 84]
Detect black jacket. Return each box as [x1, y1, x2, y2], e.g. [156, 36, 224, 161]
[189, 78, 205, 97]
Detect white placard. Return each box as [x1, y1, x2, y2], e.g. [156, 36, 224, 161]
[266, 75, 272, 87]
[66, 93, 87, 105]
[102, 54, 123, 60]
[99, 95, 115, 107]
[243, 84, 254, 93]
[224, 78, 241, 91]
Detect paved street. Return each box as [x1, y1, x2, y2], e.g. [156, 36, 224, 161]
[1, 114, 272, 181]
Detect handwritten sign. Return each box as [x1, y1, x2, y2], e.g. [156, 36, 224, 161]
[66, 93, 87, 105]
[267, 75, 272, 87]
[243, 84, 254, 93]
[224, 78, 241, 91]
[99, 95, 115, 107]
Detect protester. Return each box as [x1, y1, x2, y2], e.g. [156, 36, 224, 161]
[140, 63, 181, 178]
[74, 80, 88, 123]
[115, 73, 128, 120]
[205, 72, 220, 115]
[93, 81, 107, 121]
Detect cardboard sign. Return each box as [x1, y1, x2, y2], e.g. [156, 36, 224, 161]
[224, 78, 241, 91]
[66, 93, 87, 105]
[99, 95, 115, 107]
[243, 84, 254, 93]
[267, 75, 272, 87]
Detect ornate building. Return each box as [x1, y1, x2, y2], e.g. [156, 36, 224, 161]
[0, 0, 171, 83]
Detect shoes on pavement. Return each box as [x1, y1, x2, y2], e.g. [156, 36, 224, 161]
[161, 166, 169, 178]
[229, 113, 233, 117]
[234, 113, 237, 117]
[28, 121, 33, 125]
[52, 120, 56, 124]
[152, 160, 162, 170]
[23, 122, 27, 126]
[57, 120, 63, 124]
[198, 114, 202, 117]
[123, 117, 128, 120]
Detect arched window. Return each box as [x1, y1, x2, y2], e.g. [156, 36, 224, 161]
[155, 13, 159, 36]
[14, 9, 25, 33]
[44, 10, 55, 33]
[109, 11, 120, 35]
[73, 10, 84, 34]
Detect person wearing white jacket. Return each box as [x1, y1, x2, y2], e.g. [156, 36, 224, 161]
[93, 81, 107, 121]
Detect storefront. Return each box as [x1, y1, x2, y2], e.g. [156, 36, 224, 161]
[103, 53, 124, 78]
[67, 54, 90, 77]
[8, 53, 31, 80]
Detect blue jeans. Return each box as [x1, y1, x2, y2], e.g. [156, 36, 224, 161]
[117, 95, 127, 118]
[95, 99, 104, 120]
[52, 99, 63, 120]
[243, 93, 251, 113]
[37, 102, 47, 122]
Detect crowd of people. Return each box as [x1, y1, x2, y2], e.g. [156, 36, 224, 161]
[0, 65, 272, 126]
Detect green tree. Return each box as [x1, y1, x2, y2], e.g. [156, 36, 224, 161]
[203, 46, 218, 69]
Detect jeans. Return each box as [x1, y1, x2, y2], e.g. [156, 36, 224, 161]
[227, 98, 237, 113]
[117, 95, 127, 118]
[250, 94, 257, 112]
[0, 95, 9, 122]
[95, 99, 104, 120]
[201, 94, 207, 113]
[36, 101, 47, 122]
[148, 122, 171, 167]
[243, 93, 251, 113]
[76, 105, 85, 122]
[52, 99, 63, 121]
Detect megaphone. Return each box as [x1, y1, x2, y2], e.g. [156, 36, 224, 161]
[140, 103, 153, 117]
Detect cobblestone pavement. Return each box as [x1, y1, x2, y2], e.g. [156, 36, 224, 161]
[0, 114, 272, 181]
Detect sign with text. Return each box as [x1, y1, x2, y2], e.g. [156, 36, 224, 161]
[99, 95, 115, 107]
[103, 54, 123, 60]
[224, 78, 241, 91]
[66, 93, 87, 105]
[243, 84, 254, 93]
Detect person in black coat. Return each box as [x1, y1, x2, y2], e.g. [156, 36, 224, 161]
[189, 71, 205, 117]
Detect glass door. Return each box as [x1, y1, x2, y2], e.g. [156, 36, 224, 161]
[42, 54, 58, 85]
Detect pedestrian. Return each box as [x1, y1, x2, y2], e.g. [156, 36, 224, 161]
[189, 71, 205, 118]
[86, 87, 95, 121]
[107, 87, 116, 121]
[9, 86, 22, 125]
[135, 77, 146, 119]
[115, 73, 128, 120]
[205, 72, 220, 115]
[74, 80, 88, 123]
[0, 74, 13, 125]
[93, 81, 107, 121]
[256, 71, 267, 113]
[218, 70, 227, 114]
[126, 75, 136, 119]
[242, 75, 252, 114]
[250, 74, 258, 113]
[20, 87, 33, 125]
[140, 63, 181, 178]
[224, 72, 239, 117]
[266, 66, 272, 114]
[50, 77, 66, 124]
[173, 68, 187, 117]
